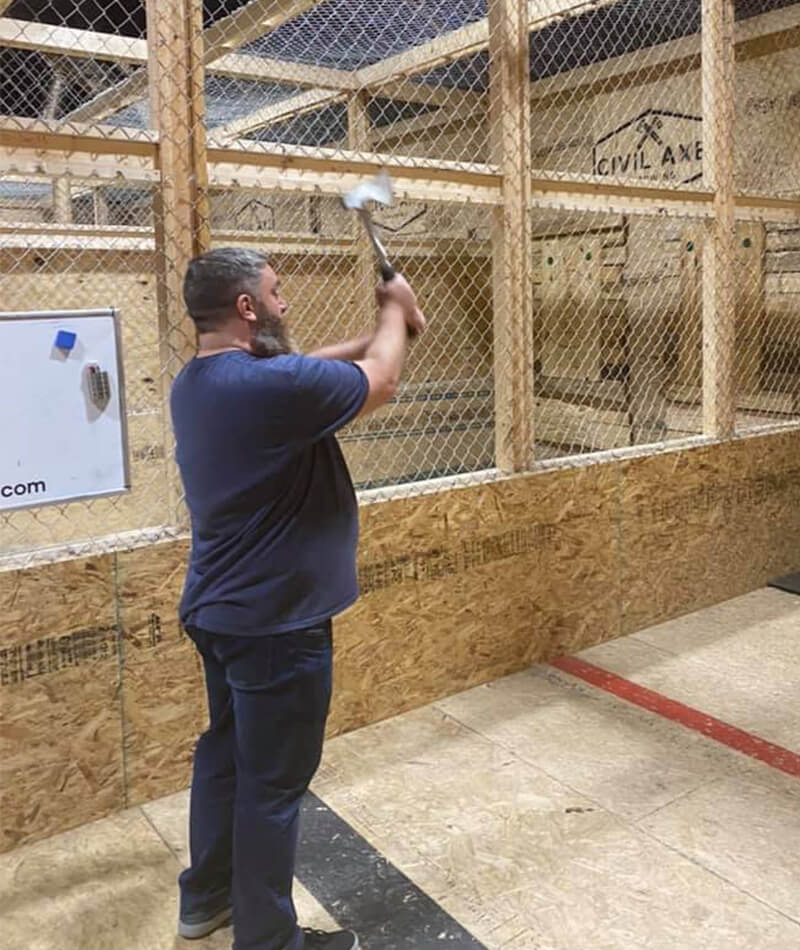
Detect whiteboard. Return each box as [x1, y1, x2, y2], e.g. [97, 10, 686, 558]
[0, 309, 131, 511]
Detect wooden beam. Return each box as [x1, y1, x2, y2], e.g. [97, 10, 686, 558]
[205, 156, 795, 220]
[530, 5, 800, 107]
[0, 18, 146, 64]
[528, 184, 800, 222]
[490, 0, 534, 472]
[147, 0, 211, 336]
[207, 139, 501, 186]
[734, 194, 800, 222]
[0, 18, 357, 91]
[0, 116, 159, 155]
[360, 0, 620, 86]
[64, 0, 327, 124]
[368, 78, 482, 112]
[209, 51, 354, 88]
[374, 7, 800, 149]
[348, 91, 378, 325]
[202, 0, 320, 58]
[214, 88, 349, 142]
[358, 17, 490, 88]
[0, 17, 477, 124]
[0, 221, 154, 251]
[147, 0, 211, 525]
[0, 148, 158, 181]
[93, 188, 110, 225]
[0, 15, 480, 108]
[52, 176, 72, 223]
[63, 71, 149, 124]
[370, 102, 481, 148]
[1, 115, 796, 221]
[214, 83, 485, 143]
[214, 0, 618, 142]
[207, 159, 502, 207]
[0, 221, 491, 258]
[702, 0, 737, 438]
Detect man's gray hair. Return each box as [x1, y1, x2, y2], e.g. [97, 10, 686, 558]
[183, 247, 270, 332]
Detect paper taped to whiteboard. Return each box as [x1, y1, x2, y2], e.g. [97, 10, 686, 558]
[0, 308, 131, 511]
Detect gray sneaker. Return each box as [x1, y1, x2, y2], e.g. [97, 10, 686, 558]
[177, 904, 233, 940]
[303, 928, 359, 950]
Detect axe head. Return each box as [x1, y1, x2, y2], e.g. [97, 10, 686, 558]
[342, 169, 393, 211]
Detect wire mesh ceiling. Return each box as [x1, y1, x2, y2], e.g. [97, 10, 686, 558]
[1, 0, 796, 124]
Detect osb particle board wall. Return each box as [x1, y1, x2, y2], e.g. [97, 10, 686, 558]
[2, 426, 800, 853]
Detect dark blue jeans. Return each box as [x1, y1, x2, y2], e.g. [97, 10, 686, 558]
[179, 622, 333, 950]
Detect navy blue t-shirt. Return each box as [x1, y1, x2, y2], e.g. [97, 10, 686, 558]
[170, 351, 369, 635]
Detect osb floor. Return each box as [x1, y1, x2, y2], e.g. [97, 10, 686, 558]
[3, 587, 800, 950]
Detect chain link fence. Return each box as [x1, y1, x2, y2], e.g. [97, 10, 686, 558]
[733, 0, 800, 428]
[1, 0, 799, 563]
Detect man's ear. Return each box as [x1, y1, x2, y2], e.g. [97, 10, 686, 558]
[235, 293, 256, 322]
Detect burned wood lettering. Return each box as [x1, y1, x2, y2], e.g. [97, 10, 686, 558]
[593, 110, 704, 184]
[149, 613, 163, 647]
[0, 625, 118, 687]
[358, 523, 557, 594]
[643, 468, 800, 524]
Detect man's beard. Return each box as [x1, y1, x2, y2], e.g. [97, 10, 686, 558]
[250, 301, 292, 358]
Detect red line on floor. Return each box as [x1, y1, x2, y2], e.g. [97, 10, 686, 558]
[550, 655, 800, 780]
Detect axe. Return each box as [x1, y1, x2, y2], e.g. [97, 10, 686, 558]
[342, 169, 395, 282]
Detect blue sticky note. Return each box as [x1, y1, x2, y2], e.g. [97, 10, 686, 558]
[55, 330, 77, 351]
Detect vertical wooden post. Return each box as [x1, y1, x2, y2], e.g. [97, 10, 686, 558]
[701, 0, 736, 438]
[678, 227, 703, 393]
[735, 221, 766, 395]
[348, 91, 376, 328]
[147, 0, 211, 524]
[46, 70, 70, 225]
[489, 0, 534, 471]
[93, 189, 109, 226]
[53, 176, 72, 223]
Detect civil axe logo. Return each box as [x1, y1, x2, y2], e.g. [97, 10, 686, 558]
[593, 109, 704, 184]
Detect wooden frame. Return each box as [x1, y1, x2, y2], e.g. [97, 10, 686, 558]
[0, 18, 357, 90]
[211, 3, 800, 161]
[490, 0, 534, 472]
[347, 91, 378, 323]
[212, 0, 621, 141]
[2, 115, 799, 223]
[702, 0, 737, 438]
[5, 2, 795, 142]
[60, 0, 331, 123]
[370, 8, 800, 148]
[3, 0, 800, 858]
[146, 0, 210, 526]
[529, 6, 800, 108]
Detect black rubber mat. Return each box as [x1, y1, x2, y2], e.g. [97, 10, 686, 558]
[768, 572, 800, 595]
[298, 792, 485, 950]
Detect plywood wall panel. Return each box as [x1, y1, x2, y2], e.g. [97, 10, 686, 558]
[0, 556, 115, 645]
[750, 429, 800, 580]
[1, 758, 124, 853]
[0, 555, 124, 851]
[121, 637, 205, 806]
[115, 541, 205, 806]
[3, 426, 800, 853]
[330, 461, 621, 735]
[620, 430, 800, 634]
